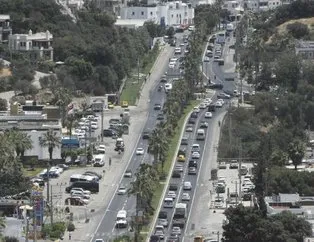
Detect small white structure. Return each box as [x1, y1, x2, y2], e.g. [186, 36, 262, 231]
[295, 41, 314, 60]
[9, 30, 53, 61]
[120, 1, 194, 27]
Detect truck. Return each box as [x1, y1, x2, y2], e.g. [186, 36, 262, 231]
[92, 154, 105, 167]
[172, 203, 187, 228]
[115, 138, 125, 152]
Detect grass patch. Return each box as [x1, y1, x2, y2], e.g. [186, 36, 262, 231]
[120, 46, 161, 106]
[142, 100, 199, 236]
[22, 167, 43, 177]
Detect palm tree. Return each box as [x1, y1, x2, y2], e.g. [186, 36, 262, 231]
[39, 129, 61, 219]
[7, 130, 32, 162]
[288, 139, 305, 170]
[0, 133, 16, 171]
[128, 164, 159, 242]
[148, 127, 168, 172]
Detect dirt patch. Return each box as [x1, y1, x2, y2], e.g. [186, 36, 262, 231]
[277, 17, 314, 35]
[0, 68, 11, 77]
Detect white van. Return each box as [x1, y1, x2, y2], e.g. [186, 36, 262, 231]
[183, 181, 192, 190]
[196, 129, 205, 140]
[164, 83, 173, 93]
[174, 47, 182, 54]
[164, 197, 174, 208]
[116, 210, 127, 228]
[93, 154, 105, 167]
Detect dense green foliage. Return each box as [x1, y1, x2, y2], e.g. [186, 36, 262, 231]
[223, 205, 312, 242]
[0, 0, 155, 94]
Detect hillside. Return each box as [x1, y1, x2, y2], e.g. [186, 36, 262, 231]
[0, 0, 153, 95]
[277, 17, 314, 36]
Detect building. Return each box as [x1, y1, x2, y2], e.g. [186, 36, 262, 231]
[0, 101, 62, 160]
[120, 1, 194, 27]
[8, 30, 53, 61]
[115, 19, 149, 29]
[0, 15, 12, 43]
[295, 41, 314, 60]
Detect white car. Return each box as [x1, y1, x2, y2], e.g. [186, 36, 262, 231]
[199, 103, 207, 109]
[95, 240, 104, 242]
[203, 101, 210, 107]
[70, 188, 91, 195]
[167, 191, 176, 199]
[71, 191, 90, 199]
[117, 185, 127, 195]
[204, 57, 210, 62]
[205, 98, 212, 103]
[97, 145, 106, 154]
[169, 62, 175, 68]
[217, 98, 225, 105]
[183, 181, 192, 190]
[205, 112, 213, 118]
[172, 226, 182, 235]
[181, 193, 191, 201]
[215, 101, 223, 108]
[136, 148, 145, 155]
[192, 151, 200, 159]
[193, 107, 200, 113]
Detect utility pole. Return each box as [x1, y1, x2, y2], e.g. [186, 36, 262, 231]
[50, 185, 53, 225]
[228, 112, 232, 147]
[25, 218, 29, 242]
[101, 102, 104, 142]
[235, 180, 238, 204]
[240, 78, 244, 105]
[238, 140, 243, 201]
[137, 58, 140, 84]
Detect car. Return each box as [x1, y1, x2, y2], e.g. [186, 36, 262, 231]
[181, 193, 191, 201]
[181, 136, 189, 145]
[188, 118, 196, 124]
[174, 164, 184, 172]
[189, 160, 197, 168]
[136, 147, 145, 155]
[169, 184, 178, 191]
[158, 211, 168, 219]
[167, 235, 180, 242]
[191, 151, 200, 159]
[172, 171, 181, 178]
[150, 235, 161, 242]
[204, 112, 213, 118]
[154, 104, 162, 110]
[188, 167, 197, 175]
[169, 62, 175, 68]
[193, 107, 200, 113]
[160, 75, 167, 83]
[70, 188, 91, 195]
[200, 121, 209, 128]
[71, 191, 91, 200]
[83, 171, 102, 180]
[124, 169, 132, 178]
[167, 191, 176, 199]
[172, 226, 182, 235]
[57, 164, 69, 170]
[208, 83, 224, 89]
[217, 92, 231, 99]
[158, 218, 169, 228]
[230, 160, 239, 169]
[95, 239, 105, 242]
[96, 145, 106, 154]
[183, 181, 192, 190]
[103, 129, 116, 137]
[204, 57, 210, 62]
[190, 112, 198, 118]
[215, 101, 223, 108]
[219, 162, 227, 169]
[155, 230, 165, 239]
[199, 103, 207, 109]
[217, 98, 225, 104]
[142, 130, 150, 139]
[186, 125, 193, 132]
[191, 144, 200, 152]
[117, 185, 127, 195]
[177, 155, 185, 162]
[177, 148, 186, 156]
[203, 100, 211, 107]
[157, 113, 165, 120]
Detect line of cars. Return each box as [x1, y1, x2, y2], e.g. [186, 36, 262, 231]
[73, 115, 99, 139]
[151, 97, 218, 242]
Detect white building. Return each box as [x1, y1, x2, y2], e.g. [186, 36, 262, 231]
[295, 40, 314, 60]
[120, 1, 194, 27]
[8, 30, 53, 61]
[0, 14, 12, 43]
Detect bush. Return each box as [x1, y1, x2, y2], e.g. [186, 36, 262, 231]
[286, 22, 309, 39]
[4, 236, 19, 242]
[41, 222, 65, 239]
[211, 169, 218, 180]
[67, 222, 75, 232]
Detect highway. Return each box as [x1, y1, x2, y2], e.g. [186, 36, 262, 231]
[90, 32, 188, 241]
[150, 30, 239, 242]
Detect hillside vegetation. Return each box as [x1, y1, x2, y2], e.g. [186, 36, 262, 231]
[0, 0, 154, 95]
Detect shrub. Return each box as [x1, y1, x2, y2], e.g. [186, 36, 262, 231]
[67, 222, 75, 232]
[286, 22, 309, 39]
[41, 222, 65, 239]
[4, 236, 19, 242]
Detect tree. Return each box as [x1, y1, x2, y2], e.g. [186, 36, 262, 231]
[39, 129, 61, 215]
[286, 22, 309, 39]
[0, 98, 7, 111]
[7, 129, 33, 162]
[287, 139, 305, 170]
[222, 205, 311, 242]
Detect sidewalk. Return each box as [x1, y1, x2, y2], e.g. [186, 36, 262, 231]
[59, 45, 174, 242]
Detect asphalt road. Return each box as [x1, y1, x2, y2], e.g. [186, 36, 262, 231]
[90, 32, 188, 241]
